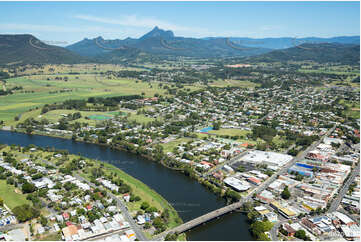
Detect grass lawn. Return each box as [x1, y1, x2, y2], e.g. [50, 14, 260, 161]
[127, 113, 157, 124]
[161, 138, 193, 153]
[208, 128, 250, 137]
[339, 99, 360, 119]
[209, 79, 260, 88]
[36, 232, 61, 241]
[0, 180, 31, 210]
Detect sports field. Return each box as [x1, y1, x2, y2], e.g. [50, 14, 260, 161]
[0, 180, 30, 210]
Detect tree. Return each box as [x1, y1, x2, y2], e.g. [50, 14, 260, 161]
[12, 204, 40, 222]
[295, 230, 309, 240]
[140, 202, 150, 210]
[153, 217, 166, 232]
[237, 165, 245, 172]
[22, 182, 36, 193]
[40, 215, 48, 226]
[257, 232, 271, 241]
[165, 233, 178, 241]
[281, 186, 291, 200]
[250, 221, 274, 240]
[213, 122, 221, 130]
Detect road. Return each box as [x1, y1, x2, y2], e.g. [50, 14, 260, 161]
[82, 227, 129, 241]
[157, 125, 337, 240]
[202, 150, 250, 177]
[270, 220, 282, 240]
[0, 223, 23, 232]
[328, 162, 360, 212]
[73, 174, 148, 241]
[18, 154, 147, 240]
[244, 125, 336, 202]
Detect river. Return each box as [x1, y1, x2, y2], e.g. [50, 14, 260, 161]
[0, 130, 253, 241]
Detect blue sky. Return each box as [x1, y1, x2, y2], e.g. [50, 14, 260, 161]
[0, 1, 359, 45]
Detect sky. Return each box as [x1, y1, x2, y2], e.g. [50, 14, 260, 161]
[0, 1, 359, 45]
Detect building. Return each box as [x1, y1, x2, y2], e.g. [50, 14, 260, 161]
[282, 223, 296, 237]
[247, 177, 262, 186]
[340, 224, 360, 239]
[270, 201, 297, 219]
[223, 177, 251, 192]
[241, 150, 293, 168]
[332, 211, 357, 226]
[265, 212, 278, 222]
[288, 165, 314, 178]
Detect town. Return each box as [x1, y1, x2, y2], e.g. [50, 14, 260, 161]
[0, 2, 359, 241]
[1, 70, 358, 241]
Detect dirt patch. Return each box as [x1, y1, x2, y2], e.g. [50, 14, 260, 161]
[14, 188, 22, 194]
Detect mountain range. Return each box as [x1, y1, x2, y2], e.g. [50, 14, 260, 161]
[245, 42, 360, 65]
[66, 26, 271, 58]
[0, 34, 87, 66]
[0, 27, 359, 65]
[66, 27, 359, 59]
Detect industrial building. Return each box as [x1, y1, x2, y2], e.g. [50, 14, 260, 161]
[241, 150, 293, 168]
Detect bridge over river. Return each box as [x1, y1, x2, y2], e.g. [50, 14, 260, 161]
[155, 200, 247, 239]
[156, 125, 336, 240]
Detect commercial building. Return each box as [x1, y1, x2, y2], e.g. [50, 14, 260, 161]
[270, 201, 297, 219]
[241, 150, 293, 168]
[223, 177, 251, 192]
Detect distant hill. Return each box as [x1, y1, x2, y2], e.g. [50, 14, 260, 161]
[0, 34, 88, 66]
[244, 43, 360, 64]
[66, 26, 272, 59]
[206, 36, 360, 49]
[94, 47, 165, 64]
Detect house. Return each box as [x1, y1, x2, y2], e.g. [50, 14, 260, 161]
[62, 212, 70, 220]
[123, 194, 130, 202]
[37, 226, 45, 234]
[56, 215, 64, 223]
[137, 215, 145, 225]
[282, 223, 296, 237]
[62, 224, 79, 241]
[125, 229, 136, 241]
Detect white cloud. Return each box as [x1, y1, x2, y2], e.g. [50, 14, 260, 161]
[74, 14, 210, 36]
[0, 23, 119, 34]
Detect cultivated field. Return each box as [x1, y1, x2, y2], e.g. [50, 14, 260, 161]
[0, 73, 172, 125]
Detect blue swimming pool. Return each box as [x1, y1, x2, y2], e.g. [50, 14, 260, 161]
[200, 127, 213, 132]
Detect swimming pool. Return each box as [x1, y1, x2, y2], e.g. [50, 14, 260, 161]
[200, 127, 213, 133]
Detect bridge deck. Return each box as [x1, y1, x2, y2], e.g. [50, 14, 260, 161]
[156, 201, 244, 239]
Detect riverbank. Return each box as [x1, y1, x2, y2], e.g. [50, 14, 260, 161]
[4, 127, 244, 214]
[0, 140, 186, 240]
[5, 128, 230, 198]
[0, 129, 255, 241]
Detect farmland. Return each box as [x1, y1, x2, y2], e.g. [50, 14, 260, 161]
[0, 73, 176, 125]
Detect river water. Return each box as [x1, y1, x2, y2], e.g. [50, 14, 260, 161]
[0, 130, 252, 241]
